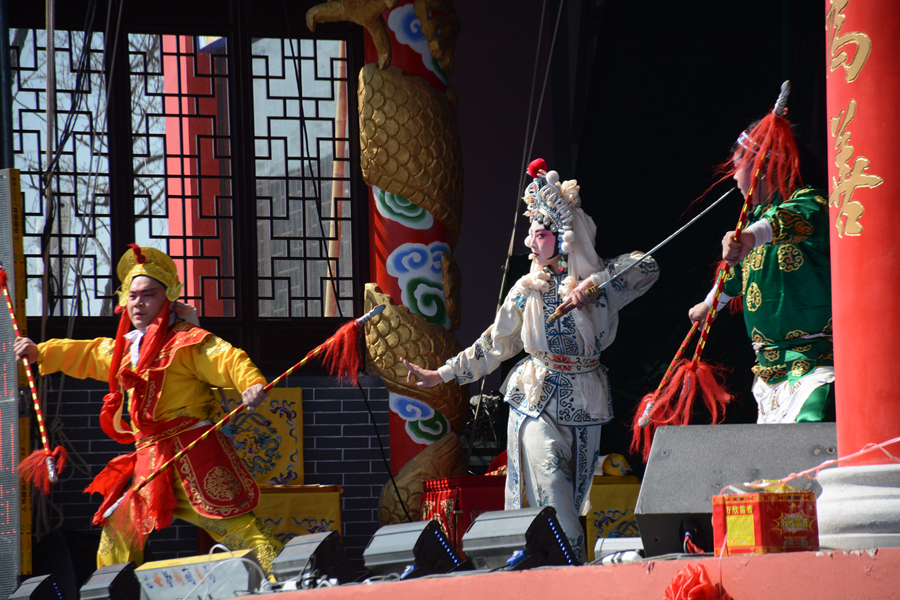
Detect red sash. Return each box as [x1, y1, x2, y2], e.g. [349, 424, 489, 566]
[86, 324, 259, 529]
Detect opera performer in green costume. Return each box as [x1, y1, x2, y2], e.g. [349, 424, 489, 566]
[689, 98, 833, 424]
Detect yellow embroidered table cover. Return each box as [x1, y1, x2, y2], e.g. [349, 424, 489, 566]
[586, 474, 641, 562]
[211, 388, 342, 543]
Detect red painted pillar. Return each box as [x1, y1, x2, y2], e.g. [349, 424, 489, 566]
[163, 35, 227, 316]
[361, 2, 460, 474]
[826, 0, 900, 465]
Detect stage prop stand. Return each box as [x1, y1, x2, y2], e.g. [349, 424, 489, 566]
[817, 0, 900, 549]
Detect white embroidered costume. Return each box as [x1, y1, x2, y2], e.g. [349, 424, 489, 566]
[437, 165, 658, 559]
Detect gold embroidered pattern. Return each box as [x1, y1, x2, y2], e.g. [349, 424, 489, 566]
[202, 399, 218, 418]
[814, 193, 828, 206]
[764, 349, 780, 362]
[777, 244, 804, 272]
[751, 328, 774, 345]
[98, 525, 116, 555]
[200, 335, 232, 358]
[748, 244, 766, 271]
[794, 344, 813, 353]
[204, 466, 243, 502]
[774, 209, 813, 244]
[741, 259, 749, 295]
[199, 514, 228, 536]
[746, 282, 762, 312]
[753, 365, 788, 383]
[791, 360, 811, 378]
[100, 338, 116, 357]
[222, 533, 249, 550]
[254, 540, 278, 575]
[255, 516, 277, 539]
[786, 330, 809, 340]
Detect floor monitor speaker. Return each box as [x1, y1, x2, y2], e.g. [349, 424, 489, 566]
[10, 575, 65, 600]
[79, 562, 139, 600]
[635, 423, 836, 556]
[363, 520, 463, 579]
[271, 530, 353, 585]
[461, 506, 580, 570]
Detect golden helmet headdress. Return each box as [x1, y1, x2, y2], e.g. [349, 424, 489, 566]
[115, 244, 182, 306]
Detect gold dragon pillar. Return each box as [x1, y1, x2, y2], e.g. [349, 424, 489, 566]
[307, 0, 468, 524]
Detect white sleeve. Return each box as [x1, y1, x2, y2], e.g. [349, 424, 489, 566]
[438, 287, 526, 385]
[590, 252, 660, 313]
[704, 286, 732, 310]
[745, 219, 773, 246]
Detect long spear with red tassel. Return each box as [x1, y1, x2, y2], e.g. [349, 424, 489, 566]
[632, 82, 800, 461]
[101, 304, 384, 541]
[629, 188, 754, 462]
[0, 264, 68, 493]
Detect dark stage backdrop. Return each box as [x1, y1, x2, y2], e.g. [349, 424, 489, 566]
[572, 1, 828, 468]
[453, 0, 828, 475]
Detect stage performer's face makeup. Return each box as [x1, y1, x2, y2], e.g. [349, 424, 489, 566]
[127, 276, 167, 331]
[527, 221, 560, 268]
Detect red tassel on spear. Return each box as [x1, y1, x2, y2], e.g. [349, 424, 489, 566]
[0, 265, 68, 494]
[100, 304, 385, 546]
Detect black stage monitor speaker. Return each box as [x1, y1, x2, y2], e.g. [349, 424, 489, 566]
[271, 531, 353, 585]
[461, 506, 581, 570]
[363, 519, 463, 579]
[635, 423, 837, 557]
[10, 575, 66, 600]
[79, 562, 139, 600]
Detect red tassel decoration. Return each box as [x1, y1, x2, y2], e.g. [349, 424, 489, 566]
[632, 359, 733, 463]
[103, 488, 150, 552]
[127, 243, 146, 264]
[2, 264, 69, 491]
[321, 319, 361, 385]
[18, 447, 68, 496]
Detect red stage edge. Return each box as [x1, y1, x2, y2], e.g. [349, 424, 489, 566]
[254, 547, 900, 600]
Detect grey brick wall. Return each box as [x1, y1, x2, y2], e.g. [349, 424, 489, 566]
[28, 372, 390, 579]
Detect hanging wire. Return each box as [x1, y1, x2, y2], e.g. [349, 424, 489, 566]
[28, 0, 125, 541]
[281, 0, 411, 521]
[467, 0, 567, 465]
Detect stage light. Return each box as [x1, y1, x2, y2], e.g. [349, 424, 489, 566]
[271, 530, 353, 585]
[79, 562, 139, 600]
[363, 519, 463, 579]
[9, 574, 65, 600]
[461, 506, 581, 570]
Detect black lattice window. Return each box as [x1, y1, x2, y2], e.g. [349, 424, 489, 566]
[252, 38, 354, 318]
[129, 34, 236, 317]
[10, 28, 113, 318]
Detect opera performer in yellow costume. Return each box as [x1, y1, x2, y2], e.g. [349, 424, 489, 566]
[14, 245, 283, 572]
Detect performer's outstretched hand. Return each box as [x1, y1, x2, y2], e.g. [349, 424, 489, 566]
[241, 383, 266, 411]
[401, 357, 442, 388]
[14, 337, 38, 363]
[722, 230, 755, 266]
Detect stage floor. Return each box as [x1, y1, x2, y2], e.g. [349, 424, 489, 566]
[254, 546, 899, 600]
